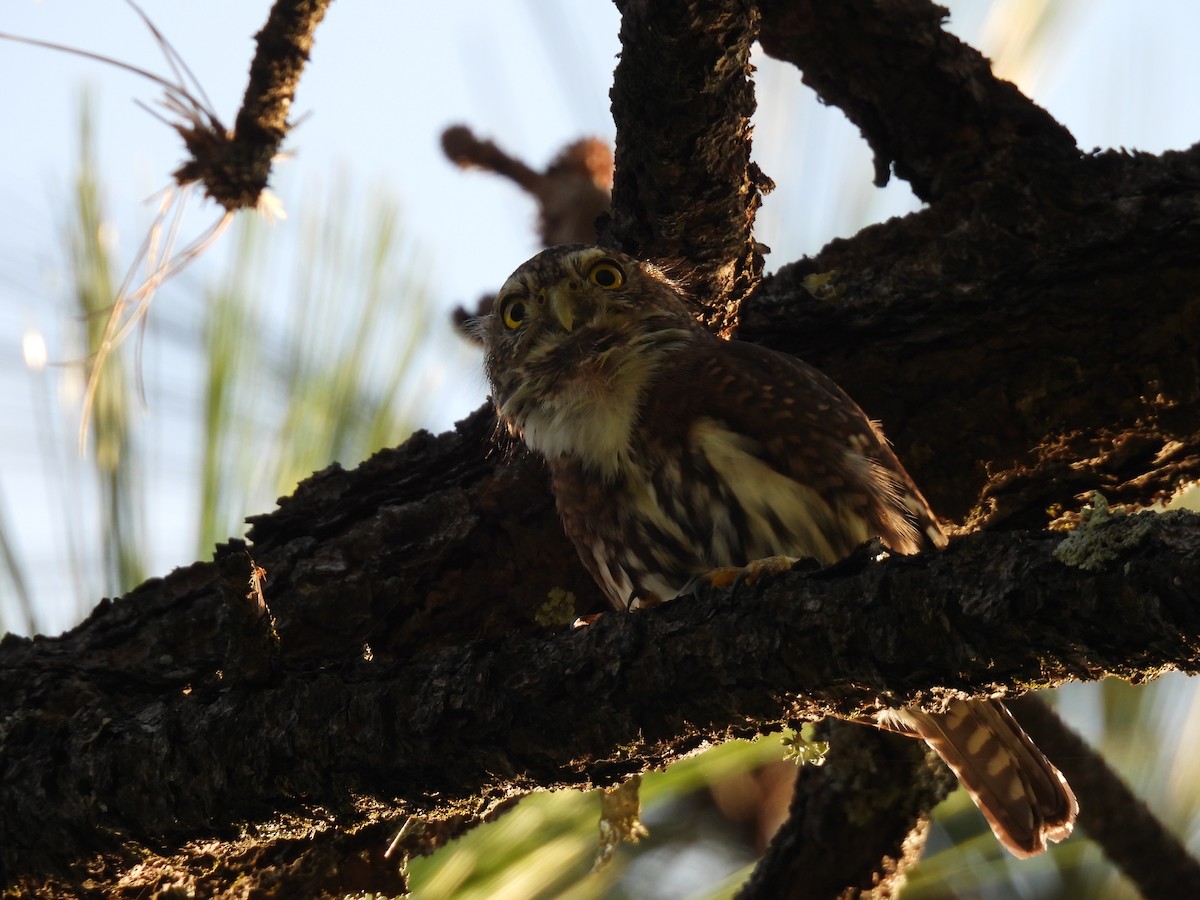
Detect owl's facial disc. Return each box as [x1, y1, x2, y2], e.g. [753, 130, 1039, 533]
[497, 250, 618, 339]
[485, 245, 709, 472]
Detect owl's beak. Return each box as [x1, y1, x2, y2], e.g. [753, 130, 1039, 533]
[547, 287, 576, 332]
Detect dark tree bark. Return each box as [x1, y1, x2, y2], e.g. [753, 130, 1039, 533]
[737, 722, 953, 900]
[4, 501, 1199, 895]
[4, 0, 1200, 897]
[751, 0, 1200, 529]
[601, 0, 771, 332]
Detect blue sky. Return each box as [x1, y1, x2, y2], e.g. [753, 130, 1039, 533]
[2, 0, 1199, 632]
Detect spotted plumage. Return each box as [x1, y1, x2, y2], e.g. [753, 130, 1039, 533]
[479, 245, 1076, 857]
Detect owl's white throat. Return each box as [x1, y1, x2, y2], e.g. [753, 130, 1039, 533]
[512, 344, 662, 477]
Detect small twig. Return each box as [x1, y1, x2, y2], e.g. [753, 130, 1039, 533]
[442, 125, 613, 337]
[441, 125, 612, 247]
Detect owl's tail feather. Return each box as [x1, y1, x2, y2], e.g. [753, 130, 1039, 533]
[887, 698, 1077, 858]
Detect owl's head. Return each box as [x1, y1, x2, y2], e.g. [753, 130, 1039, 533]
[478, 245, 704, 460]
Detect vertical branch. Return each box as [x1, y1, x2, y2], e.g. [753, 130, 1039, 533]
[602, 0, 771, 332]
[738, 724, 952, 900]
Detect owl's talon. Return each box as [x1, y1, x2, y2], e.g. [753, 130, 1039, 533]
[686, 555, 800, 595]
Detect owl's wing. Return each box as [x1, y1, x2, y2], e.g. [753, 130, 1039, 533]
[644, 336, 945, 558]
[639, 335, 1078, 859]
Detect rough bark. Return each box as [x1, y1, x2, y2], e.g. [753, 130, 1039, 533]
[174, 0, 332, 210]
[5, 0, 1200, 896]
[601, 0, 772, 332]
[736, 720, 952, 900]
[3, 500, 1199, 895]
[750, 0, 1200, 530]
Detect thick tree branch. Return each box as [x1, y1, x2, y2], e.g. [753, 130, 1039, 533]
[738, 99, 1200, 533]
[602, 0, 772, 330]
[741, 142, 1200, 526]
[743, 2, 1198, 527]
[756, 0, 1079, 200]
[3, 500, 1198, 892]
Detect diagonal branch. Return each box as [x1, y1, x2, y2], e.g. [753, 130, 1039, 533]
[174, 0, 333, 210]
[756, 0, 1079, 200]
[1012, 696, 1200, 896]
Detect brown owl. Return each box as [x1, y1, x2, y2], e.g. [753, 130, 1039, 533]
[478, 244, 1077, 858]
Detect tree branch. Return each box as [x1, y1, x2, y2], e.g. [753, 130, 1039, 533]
[756, 0, 1079, 200]
[742, 1, 1199, 527]
[441, 126, 612, 248]
[174, 0, 332, 211]
[738, 722, 951, 899]
[740, 143, 1200, 526]
[602, 0, 772, 330]
[1012, 696, 1200, 897]
[3, 501, 1198, 892]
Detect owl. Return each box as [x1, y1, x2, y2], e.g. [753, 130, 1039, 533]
[478, 244, 1077, 858]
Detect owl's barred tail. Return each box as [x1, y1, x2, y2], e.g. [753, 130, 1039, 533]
[891, 698, 1077, 857]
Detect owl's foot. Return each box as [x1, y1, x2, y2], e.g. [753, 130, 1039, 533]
[685, 555, 800, 594]
[571, 612, 606, 629]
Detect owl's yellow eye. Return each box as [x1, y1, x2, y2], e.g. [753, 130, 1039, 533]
[500, 297, 528, 330]
[587, 259, 625, 290]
